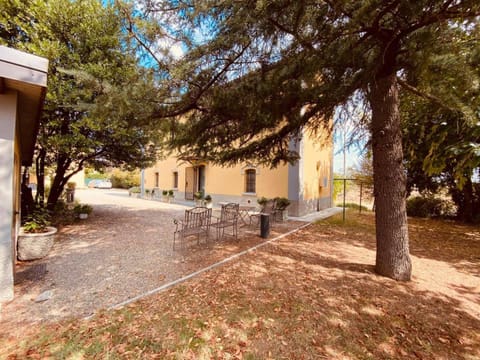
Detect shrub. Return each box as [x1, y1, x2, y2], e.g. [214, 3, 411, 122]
[275, 197, 291, 210]
[333, 175, 349, 202]
[407, 196, 454, 218]
[110, 169, 140, 189]
[162, 190, 168, 196]
[168, 190, 174, 197]
[73, 204, 93, 215]
[51, 200, 76, 226]
[257, 197, 268, 207]
[22, 207, 51, 233]
[204, 195, 212, 202]
[128, 186, 141, 196]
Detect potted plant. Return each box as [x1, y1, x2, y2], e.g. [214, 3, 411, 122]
[128, 186, 141, 197]
[274, 197, 291, 221]
[17, 207, 57, 261]
[204, 194, 212, 208]
[74, 204, 93, 219]
[168, 189, 175, 203]
[194, 191, 204, 206]
[162, 190, 169, 202]
[257, 196, 268, 209]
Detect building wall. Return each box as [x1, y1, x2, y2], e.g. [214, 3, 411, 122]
[300, 127, 333, 214]
[144, 127, 332, 217]
[288, 126, 333, 216]
[145, 157, 289, 206]
[144, 157, 182, 191]
[0, 91, 18, 302]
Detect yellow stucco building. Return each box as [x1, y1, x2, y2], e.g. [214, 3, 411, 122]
[145, 127, 333, 217]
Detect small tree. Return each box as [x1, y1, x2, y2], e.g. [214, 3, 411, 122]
[1, 0, 162, 209]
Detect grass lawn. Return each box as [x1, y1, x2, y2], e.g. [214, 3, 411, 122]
[2, 211, 479, 359]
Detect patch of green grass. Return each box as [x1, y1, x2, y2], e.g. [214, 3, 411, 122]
[244, 352, 261, 360]
[318, 210, 376, 234]
[336, 202, 371, 212]
[84, 340, 106, 357]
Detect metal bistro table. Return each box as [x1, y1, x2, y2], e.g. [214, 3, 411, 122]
[239, 205, 260, 227]
[218, 202, 259, 227]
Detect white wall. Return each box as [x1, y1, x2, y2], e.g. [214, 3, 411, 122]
[0, 91, 18, 302]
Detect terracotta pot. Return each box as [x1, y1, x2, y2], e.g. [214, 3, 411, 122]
[17, 226, 57, 261]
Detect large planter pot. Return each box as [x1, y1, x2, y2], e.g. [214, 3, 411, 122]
[17, 226, 57, 261]
[275, 209, 289, 222]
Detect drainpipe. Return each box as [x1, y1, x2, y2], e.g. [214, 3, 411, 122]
[140, 168, 145, 198]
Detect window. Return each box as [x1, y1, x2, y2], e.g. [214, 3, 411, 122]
[173, 171, 178, 189]
[245, 169, 256, 193]
[154, 172, 159, 188]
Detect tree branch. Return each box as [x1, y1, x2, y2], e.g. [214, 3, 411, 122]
[268, 17, 314, 51]
[155, 41, 252, 118]
[397, 78, 457, 113]
[119, 5, 169, 72]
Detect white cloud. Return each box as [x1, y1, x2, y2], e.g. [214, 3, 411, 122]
[170, 43, 184, 59]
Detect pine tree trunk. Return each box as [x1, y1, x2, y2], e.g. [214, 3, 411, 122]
[369, 73, 412, 281]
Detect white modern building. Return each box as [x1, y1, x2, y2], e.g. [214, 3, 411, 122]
[0, 46, 48, 302]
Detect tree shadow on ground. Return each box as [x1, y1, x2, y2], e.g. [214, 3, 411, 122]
[5, 204, 303, 330]
[317, 211, 480, 277]
[198, 241, 480, 359]
[3, 214, 480, 359]
[14, 263, 47, 285]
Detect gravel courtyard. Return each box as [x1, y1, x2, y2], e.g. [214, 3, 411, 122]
[1, 189, 304, 331]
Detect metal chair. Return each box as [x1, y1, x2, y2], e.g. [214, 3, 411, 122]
[173, 206, 212, 249]
[211, 203, 239, 240]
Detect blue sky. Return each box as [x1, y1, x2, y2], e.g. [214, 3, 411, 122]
[333, 145, 361, 175]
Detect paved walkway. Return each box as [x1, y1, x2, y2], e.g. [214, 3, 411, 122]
[1, 189, 326, 330]
[289, 207, 344, 222]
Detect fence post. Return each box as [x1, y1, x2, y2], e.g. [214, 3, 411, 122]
[343, 179, 346, 222]
[359, 182, 363, 213]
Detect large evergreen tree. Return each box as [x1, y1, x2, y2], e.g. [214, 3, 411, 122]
[1, 0, 161, 208]
[123, 0, 479, 280]
[401, 22, 480, 222]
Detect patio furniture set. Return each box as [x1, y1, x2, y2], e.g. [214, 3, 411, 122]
[172, 199, 283, 249]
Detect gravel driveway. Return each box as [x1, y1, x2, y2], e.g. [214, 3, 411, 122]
[1, 189, 304, 331]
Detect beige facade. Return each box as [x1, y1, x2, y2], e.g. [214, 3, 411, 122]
[289, 128, 333, 216]
[145, 127, 333, 217]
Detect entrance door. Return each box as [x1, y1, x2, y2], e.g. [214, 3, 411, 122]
[185, 167, 195, 200]
[197, 165, 205, 194]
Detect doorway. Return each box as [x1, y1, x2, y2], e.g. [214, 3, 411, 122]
[184, 165, 205, 200]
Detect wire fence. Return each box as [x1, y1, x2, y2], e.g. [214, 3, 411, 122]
[333, 178, 374, 221]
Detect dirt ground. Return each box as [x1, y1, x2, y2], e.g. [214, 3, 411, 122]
[2, 210, 479, 359]
[0, 189, 304, 329]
